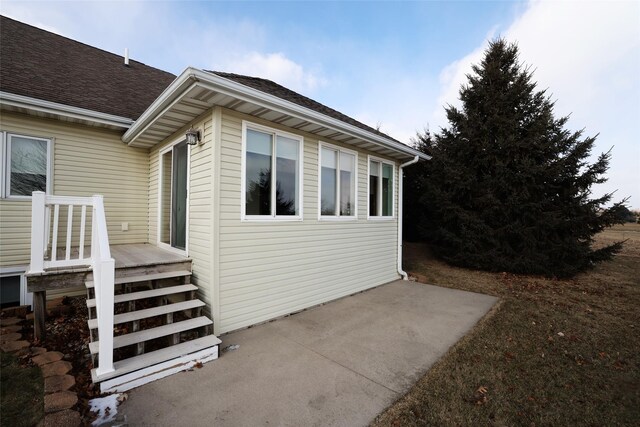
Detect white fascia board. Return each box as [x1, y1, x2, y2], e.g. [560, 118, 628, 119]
[0, 91, 134, 129]
[195, 74, 430, 161]
[121, 68, 200, 144]
[124, 67, 430, 160]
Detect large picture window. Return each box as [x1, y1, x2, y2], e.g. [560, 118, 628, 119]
[368, 157, 394, 218]
[2, 133, 51, 198]
[243, 122, 302, 220]
[319, 143, 357, 218]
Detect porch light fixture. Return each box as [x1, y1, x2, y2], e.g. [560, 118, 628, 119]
[185, 127, 201, 145]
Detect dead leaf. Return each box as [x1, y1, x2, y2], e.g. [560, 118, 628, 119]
[467, 385, 489, 405]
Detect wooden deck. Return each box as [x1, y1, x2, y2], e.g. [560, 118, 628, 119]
[26, 243, 191, 292]
[26, 243, 192, 340]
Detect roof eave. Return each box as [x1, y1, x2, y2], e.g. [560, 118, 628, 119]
[123, 68, 429, 160]
[0, 91, 134, 129]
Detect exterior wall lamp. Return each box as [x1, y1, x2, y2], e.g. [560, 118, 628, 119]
[185, 127, 202, 145]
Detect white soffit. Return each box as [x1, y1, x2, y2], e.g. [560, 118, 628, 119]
[124, 68, 428, 161]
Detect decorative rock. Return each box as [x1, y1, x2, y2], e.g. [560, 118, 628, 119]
[45, 375, 75, 393]
[0, 317, 21, 326]
[44, 391, 78, 413]
[41, 360, 72, 377]
[43, 409, 81, 427]
[30, 347, 47, 356]
[0, 340, 29, 353]
[33, 351, 64, 366]
[0, 305, 28, 318]
[1, 325, 22, 334]
[0, 332, 22, 343]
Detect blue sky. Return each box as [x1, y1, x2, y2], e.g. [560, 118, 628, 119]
[2, 0, 639, 208]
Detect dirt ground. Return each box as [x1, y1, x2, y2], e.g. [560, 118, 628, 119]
[373, 224, 640, 426]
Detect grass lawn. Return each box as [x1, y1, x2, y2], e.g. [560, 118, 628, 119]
[0, 352, 44, 427]
[373, 224, 640, 426]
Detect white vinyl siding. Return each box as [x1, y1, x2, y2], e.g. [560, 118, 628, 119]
[148, 115, 214, 309]
[216, 109, 400, 334]
[0, 112, 149, 269]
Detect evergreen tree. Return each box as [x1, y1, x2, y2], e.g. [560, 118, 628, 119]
[407, 39, 627, 277]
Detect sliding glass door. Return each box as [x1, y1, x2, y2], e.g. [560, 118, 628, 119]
[159, 141, 188, 251]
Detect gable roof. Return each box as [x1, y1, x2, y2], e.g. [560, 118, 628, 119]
[0, 15, 176, 120]
[208, 71, 399, 143]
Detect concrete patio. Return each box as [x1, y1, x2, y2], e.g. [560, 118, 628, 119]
[119, 280, 497, 426]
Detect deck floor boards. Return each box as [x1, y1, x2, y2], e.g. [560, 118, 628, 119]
[52, 243, 189, 270]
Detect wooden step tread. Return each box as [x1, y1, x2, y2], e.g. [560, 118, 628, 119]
[87, 300, 206, 330]
[86, 284, 197, 308]
[89, 316, 212, 354]
[85, 270, 192, 288]
[91, 334, 221, 383]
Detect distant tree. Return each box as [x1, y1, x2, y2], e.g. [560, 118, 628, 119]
[617, 206, 638, 223]
[406, 39, 627, 277]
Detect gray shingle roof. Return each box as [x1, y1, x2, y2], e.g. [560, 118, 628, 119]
[1, 16, 400, 144]
[209, 71, 400, 143]
[0, 16, 176, 120]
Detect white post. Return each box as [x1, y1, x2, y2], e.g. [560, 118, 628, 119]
[29, 191, 46, 274]
[92, 195, 115, 376]
[95, 257, 115, 376]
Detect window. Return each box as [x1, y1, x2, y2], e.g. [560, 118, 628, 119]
[0, 270, 31, 309]
[319, 143, 357, 218]
[242, 122, 302, 220]
[368, 157, 394, 218]
[2, 133, 52, 198]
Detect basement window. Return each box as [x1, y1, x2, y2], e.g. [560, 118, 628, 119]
[0, 271, 31, 309]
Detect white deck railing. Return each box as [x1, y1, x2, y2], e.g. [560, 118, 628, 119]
[29, 191, 115, 375]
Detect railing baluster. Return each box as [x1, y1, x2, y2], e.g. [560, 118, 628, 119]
[51, 204, 59, 262]
[65, 204, 73, 260]
[44, 206, 51, 257]
[79, 205, 87, 259]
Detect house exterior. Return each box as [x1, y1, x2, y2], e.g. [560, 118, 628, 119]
[0, 16, 427, 388]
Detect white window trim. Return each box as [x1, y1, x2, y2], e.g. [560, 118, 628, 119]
[241, 120, 304, 222]
[156, 136, 190, 256]
[317, 141, 358, 221]
[0, 266, 32, 309]
[1, 131, 53, 199]
[367, 155, 396, 220]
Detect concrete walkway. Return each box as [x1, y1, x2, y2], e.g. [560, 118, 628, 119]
[120, 280, 497, 426]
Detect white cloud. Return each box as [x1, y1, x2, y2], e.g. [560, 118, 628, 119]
[429, 0, 640, 206]
[218, 52, 327, 94]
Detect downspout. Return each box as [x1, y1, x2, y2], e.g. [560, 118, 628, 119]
[398, 155, 420, 280]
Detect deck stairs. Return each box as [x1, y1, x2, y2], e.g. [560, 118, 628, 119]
[85, 262, 221, 393]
